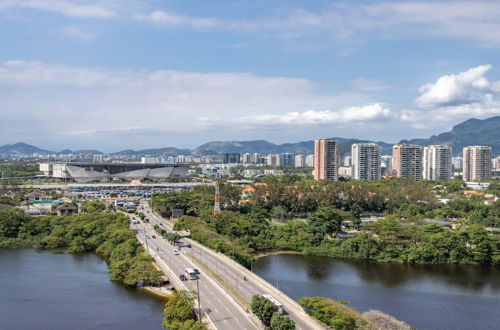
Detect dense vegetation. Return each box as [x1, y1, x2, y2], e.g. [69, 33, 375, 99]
[250, 295, 295, 329]
[0, 209, 163, 286]
[162, 290, 207, 330]
[299, 297, 411, 330]
[153, 177, 500, 266]
[0, 161, 41, 178]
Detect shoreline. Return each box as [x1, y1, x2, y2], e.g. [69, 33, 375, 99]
[141, 286, 174, 300]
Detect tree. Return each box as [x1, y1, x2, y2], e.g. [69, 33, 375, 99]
[270, 313, 296, 330]
[82, 200, 106, 213]
[251, 294, 277, 326]
[306, 207, 347, 245]
[162, 291, 203, 329]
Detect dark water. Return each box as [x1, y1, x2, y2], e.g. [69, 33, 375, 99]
[254, 254, 500, 330]
[0, 249, 166, 330]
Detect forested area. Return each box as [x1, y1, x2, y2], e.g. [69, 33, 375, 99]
[153, 177, 500, 266]
[0, 209, 163, 286]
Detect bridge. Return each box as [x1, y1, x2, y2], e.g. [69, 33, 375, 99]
[133, 202, 325, 330]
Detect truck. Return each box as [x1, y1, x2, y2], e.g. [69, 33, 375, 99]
[262, 294, 284, 314]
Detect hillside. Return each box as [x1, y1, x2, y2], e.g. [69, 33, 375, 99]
[401, 116, 500, 155]
[0, 143, 52, 156]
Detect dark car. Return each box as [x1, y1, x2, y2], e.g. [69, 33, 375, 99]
[179, 274, 187, 281]
[193, 268, 200, 275]
[152, 235, 156, 239]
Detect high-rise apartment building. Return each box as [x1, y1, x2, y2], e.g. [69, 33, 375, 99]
[423, 145, 452, 180]
[351, 143, 381, 181]
[223, 153, 240, 164]
[305, 154, 314, 167]
[242, 153, 252, 164]
[381, 155, 393, 169]
[463, 146, 492, 182]
[267, 154, 281, 166]
[343, 155, 352, 167]
[493, 156, 500, 171]
[314, 138, 340, 180]
[392, 144, 423, 180]
[452, 157, 463, 170]
[295, 154, 306, 167]
[251, 153, 260, 164]
[281, 153, 295, 166]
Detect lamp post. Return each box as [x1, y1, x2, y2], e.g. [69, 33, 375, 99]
[196, 277, 201, 322]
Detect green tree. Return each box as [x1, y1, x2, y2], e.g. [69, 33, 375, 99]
[251, 294, 277, 326]
[162, 290, 203, 329]
[82, 200, 106, 213]
[270, 313, 296, 330]
[307, 207, 347, 245]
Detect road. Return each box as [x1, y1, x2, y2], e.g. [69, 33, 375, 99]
[132, 217, 259, 330]
[139, 202, 324, 330]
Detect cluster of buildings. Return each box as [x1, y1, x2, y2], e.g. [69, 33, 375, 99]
[313, 138, 494, 182]
[222, 152, 314, 167]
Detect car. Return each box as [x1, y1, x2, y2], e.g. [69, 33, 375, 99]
[172, 250, 179, 255]
[151, 235, 156, 239]
[146, 235, 150, 239]
[193, 268, 200, 275]
[179, 274, 187, 281]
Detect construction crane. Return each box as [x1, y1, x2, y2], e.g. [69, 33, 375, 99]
[213, 174, 221, 215]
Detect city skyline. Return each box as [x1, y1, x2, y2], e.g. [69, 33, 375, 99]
[1, 1, 500, 151]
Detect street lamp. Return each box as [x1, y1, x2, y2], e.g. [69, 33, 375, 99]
[196, 277, 201, 323]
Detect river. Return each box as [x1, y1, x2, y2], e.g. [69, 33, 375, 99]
[0, 249, 166, 330]
[253, 254, 500, 330]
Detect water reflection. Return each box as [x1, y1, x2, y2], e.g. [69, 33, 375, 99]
[254, 253, 500, 330]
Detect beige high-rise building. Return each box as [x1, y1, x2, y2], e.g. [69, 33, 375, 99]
[423, 145, 452, 181]
[392, 144, 423, 180]
[463, 146, 492, 182]
[351, 143, 381, 181]
[314, 138, 340, 180]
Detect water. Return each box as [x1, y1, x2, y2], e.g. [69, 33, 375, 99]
[0, 249, 166, 330]
[254, 254, 500, 330]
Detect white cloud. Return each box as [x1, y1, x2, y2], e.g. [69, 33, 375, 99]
[61, 25, 94, 40]
[352, 78, 391, 91]
[0, 60, 374, 146]
[416, 65, 498, 107]
[0, 0, 118, 18]
[134, 10, 219, 28]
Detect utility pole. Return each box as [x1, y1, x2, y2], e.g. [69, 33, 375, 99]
[213, 174, 221, 215]
[196, 277, 201, 322]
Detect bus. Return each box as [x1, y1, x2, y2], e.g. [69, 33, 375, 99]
[185, 268, 198, 280]
[262, 294, 284, 314]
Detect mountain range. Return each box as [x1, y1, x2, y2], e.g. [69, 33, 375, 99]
[1, 116, 500, 157]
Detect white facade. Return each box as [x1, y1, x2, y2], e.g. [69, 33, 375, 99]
[423, 145, 452, 181]
[305, 154, 314, 167]
[493, 156, 500, 171]
[242, 153, 252, 164]
[381, 155, 393, 169]
[351, 143, 381, 181]
[294, 154, 306, 167]
[463, 146, 492, 182]
[141, 156, 156, 164]
[452, 157, 463, 170]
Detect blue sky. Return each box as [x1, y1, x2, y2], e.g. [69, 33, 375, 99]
[1, 0, 500, 151]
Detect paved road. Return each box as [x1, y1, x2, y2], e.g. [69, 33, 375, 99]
[131, 218, 258, 330]
[139, 202, 324, 330]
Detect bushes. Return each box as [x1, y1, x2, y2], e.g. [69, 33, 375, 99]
[299, 297, 360, 330]
[162, 290, 207, 330]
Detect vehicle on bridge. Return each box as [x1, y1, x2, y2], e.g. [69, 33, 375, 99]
[262, 294, 284, 315]
[185, 268, 198, 280]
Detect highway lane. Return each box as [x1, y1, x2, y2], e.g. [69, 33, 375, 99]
[132, 220, 258, 330]
[139, 203, 324, 330]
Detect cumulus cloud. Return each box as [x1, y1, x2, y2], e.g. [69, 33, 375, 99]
[416, 65, 498, 107]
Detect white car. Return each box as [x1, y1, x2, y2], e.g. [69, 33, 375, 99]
[172, 250, 180, 255]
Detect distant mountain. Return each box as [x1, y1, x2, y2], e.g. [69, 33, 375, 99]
[0, 142, 52, 156]
[112, 147, 191, 157]
[193, 138, 394, 156]
[400, 116, 500, 155]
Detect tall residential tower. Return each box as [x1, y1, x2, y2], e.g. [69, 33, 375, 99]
[351, 143, 381, 181]
[392, 144, 423, 180]
[463, 146, 492, 182]
[314, 138, 340, 180]
[423, 145, 452, 180]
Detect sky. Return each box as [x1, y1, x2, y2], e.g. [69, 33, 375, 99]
[1, 0, 500, 152]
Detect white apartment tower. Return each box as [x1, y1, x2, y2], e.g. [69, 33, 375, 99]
[351, 143, 381, 181]
[294, 154, 306, 167]
[423, 145, 452, 181]
[314, 138, 340, 180]
[392, 144, 423, 180]
[463, 146, 492, 182]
